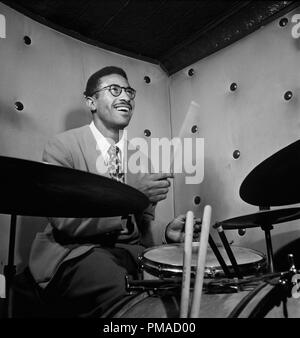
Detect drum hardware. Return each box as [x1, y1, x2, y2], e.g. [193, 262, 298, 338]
[237, 139, 300, 274]
[205, 271, 289, 296]
[208, 234, 232, 279]
[125, 271, 287, 294]
[228, 253, 299, 318]
[259, 205, 274, 273]
[107, 255, 299, 318]
[125, 275, 182, 293]
[216, 207, 300, 274]
[0, 155, 149, 318]
[236, 272, 297, 318]
[214, 223, 243, 279]
[288, 253, 297, 274]
[125, 275, 241, 294]
[261, 223, 274, 273]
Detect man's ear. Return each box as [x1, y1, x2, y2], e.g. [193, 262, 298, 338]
[86, 97, 97, 113]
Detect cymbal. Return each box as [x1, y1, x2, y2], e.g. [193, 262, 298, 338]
[240, 140, 300, 206]
[215, 207, 300, 230]
[0, 156, 149, 217]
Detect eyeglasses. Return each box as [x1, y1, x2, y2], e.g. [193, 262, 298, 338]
[91, 84, 136, 100]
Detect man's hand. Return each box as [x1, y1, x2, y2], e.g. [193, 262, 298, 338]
[165, 214, 202, 243]
[132, 172, 173, 203]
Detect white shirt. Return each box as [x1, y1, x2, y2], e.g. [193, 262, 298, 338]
[89, 121, 129, 233]
[89, 121, 125, 170]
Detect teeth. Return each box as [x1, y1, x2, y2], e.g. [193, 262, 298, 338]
[116, 106, 130, 112]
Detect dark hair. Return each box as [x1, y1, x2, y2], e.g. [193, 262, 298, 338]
[84, 66, 128, 97]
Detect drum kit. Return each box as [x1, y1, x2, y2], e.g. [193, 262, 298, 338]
[119, 139, 300, 318]
[0, 139, 300, 318]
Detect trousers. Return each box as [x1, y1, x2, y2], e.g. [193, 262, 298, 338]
[42, 245, 145, 317]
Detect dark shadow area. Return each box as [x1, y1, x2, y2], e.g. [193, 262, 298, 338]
[274, 237, 300, 271]
[11, 267, 60, 318]
[250, 229, 300, 272]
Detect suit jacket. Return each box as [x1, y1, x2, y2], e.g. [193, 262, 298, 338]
[29, 125, 156, 288]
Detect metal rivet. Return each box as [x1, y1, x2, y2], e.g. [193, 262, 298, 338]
[284, 91, 293, 101]
[233, 150, 240, 159]
[144, 76, 151, 84]
[238, 229, 246, 236]
[279, 17, 288, 27]
[191, 125, 198, 133]
[188, 68, 194, 76]
[15, 102, 24, 111]
[230, 83, 238, 91]
[24, 36, 32, 45]
[194, 196, 201, 205]
[144, 129, 151, 137]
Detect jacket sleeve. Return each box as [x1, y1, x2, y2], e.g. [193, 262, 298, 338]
[136, 202, 156, 247]
[43, 137, 124, 238]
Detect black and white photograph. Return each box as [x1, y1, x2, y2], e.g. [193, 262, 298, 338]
[0, 0, 300, 327]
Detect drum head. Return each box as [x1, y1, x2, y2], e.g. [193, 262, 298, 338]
[141, 244, 266, 277]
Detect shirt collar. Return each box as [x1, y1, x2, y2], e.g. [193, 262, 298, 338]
[89, 121, 125, 159]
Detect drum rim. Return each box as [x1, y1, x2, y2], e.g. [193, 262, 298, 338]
[229, 278, 282, 318]
[140, 244, 266, 277]
[104, 280, 284, 318]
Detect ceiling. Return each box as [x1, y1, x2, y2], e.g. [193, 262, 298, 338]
[1, 0, 300, 75]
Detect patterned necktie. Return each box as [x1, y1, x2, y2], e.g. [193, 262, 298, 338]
[107, 145, 124, 183]
[107, 145, 132, 234]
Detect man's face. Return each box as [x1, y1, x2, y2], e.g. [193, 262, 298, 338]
[92, 74, 135, 130]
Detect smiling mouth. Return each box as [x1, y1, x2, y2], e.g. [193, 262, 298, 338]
[114, 105, 132, 113]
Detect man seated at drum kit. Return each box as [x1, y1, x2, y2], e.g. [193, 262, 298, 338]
[28, 66, 202, 318]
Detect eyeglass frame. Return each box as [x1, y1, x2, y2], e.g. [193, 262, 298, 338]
[90, 84, 136, 99]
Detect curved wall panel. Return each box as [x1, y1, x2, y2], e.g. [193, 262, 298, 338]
[170, 8, 300, 257]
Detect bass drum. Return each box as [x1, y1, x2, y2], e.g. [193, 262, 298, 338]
[104, 280, 300, 318]
[230, 278, 300, 318]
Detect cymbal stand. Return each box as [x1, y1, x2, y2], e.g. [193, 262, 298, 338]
[3, 214, 17, 318]
[259, 206, 274, 273]
[261, 223, 274, 273]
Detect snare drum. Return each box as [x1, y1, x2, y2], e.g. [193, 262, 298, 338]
[140, 244, 266, 279]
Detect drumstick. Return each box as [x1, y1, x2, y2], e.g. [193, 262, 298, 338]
[208, 234, 232, 278]
[190, 205, 212, 318]
[215, 224, 243, 279]
[180, 210, 194, 318]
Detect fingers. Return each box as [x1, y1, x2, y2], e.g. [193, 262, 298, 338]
[144, 174, 172, 189]
[150, 173, 174, 180]
[149, 187, 170, 196]
[152, 179, 171, 188]
[149, 194, 167, 203]
[193, 232, 200, 241]
[193, 223, 201, 233]
[146, 178, 171, 202]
